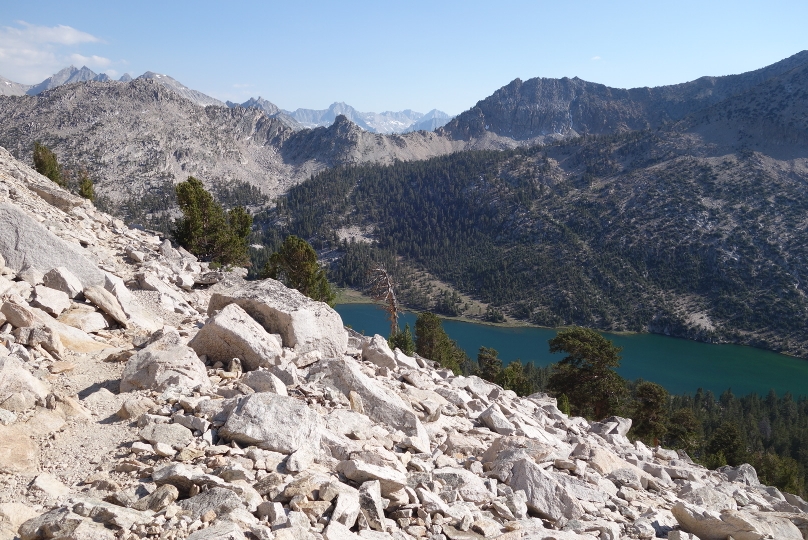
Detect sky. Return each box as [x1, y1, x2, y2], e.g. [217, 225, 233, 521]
[0, 1, 806, 115]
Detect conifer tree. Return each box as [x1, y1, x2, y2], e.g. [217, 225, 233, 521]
[173, 176, 251, 266]
[261, 235, 335, 306]
[547, 327, 626, 419]
[415, 312, 466, 374]
[78, 170, 95, 202]
[32, 141, 64, 187]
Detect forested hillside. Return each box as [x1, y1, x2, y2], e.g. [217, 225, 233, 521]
[258, 125, 808, 357]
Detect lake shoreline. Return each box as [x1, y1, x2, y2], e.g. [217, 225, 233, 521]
[334, 288, 805, 362]
[336, 303, 808, 397]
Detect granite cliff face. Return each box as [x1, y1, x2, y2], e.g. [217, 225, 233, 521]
[439, 51, 808, 143]
[2, 145, 808, 540]
[0, 80, 463, 211]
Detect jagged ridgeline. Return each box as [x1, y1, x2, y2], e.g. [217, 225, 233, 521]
[269, 130, 808, 357]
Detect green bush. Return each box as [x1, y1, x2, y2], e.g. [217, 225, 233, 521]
[32, 141, 64, 187]
[261, 235, 335, 306]
[173, 176, 251, 266]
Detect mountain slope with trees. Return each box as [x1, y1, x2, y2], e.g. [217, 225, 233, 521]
[262, 102, 808, 356]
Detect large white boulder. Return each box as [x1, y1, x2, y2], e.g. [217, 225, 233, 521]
[0, 204, 104, 289]
[0, 356, 49, 411]
[121, 329, 210, 392]
[208, 278, 347, 358]
[361, 334, 396, 369]
[189, 303, 283, 370]
[43, 267, 84, 299]
[508, 458, 585, 523]
[672, 501, 803, 540]
[319, 356, 430, 453]
[219, 392, 322, 454]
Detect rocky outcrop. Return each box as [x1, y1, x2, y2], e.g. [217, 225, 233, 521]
[209, 278, 348, 358]
[0, 204, 104, 288]
[188, 303, 283, 370]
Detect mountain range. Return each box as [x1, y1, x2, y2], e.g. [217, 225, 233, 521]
[1, 52, 807, 355]
[1, 66, 451, 133]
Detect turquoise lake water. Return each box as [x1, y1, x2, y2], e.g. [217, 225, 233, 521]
[335, 303, 808, 397]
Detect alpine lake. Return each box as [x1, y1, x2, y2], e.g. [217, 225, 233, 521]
[335, 303, 808, 398]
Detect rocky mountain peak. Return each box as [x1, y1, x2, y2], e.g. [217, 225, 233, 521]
[26, 65, 100, 96]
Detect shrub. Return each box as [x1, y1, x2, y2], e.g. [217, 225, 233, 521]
[173, 176, 251, 266]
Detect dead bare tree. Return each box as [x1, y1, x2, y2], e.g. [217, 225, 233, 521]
[367, 265, 398, 336]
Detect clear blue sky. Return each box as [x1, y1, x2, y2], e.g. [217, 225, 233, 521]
[1, 1, 806, 115]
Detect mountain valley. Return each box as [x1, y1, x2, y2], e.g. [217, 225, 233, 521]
[1, 53, 808, 357]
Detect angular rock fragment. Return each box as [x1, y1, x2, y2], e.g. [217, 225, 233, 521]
[187, 521, 247, 540]
[362, 334, 397, 369]
[83, 285, 129, 327]
[478, 404, 516, 435]
[121, 329, 210, 392]
[30, 285, 70, 316]
[320, 356, 429, 452]
[241, 369, 288, 395]
[178, 486, 244, 520]
[0, 356, 49, 411]
[338, 459, 407, 496]
[358, 480, 385, 531]
[1, 301, 36, 328]
[508, 458, 584, 523]
[189, 303, 283, 370]
[209, 278, 347, 357]
[219, 392, 322, 454]
[58, 304, 108, 333]
[139, 422, 193, 450]
[43, 266, 86, 299]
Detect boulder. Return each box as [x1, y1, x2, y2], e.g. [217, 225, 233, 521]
[177, 486, 244, 520]
[219, 392, 322, 454]
[0, 425, 38, 473]
[0, 204, 103, 290]
[432, 467, 492, 503]
[187, 521, 247, 540]
[337, 460, 407, 496]
[31, 305, 109, 352]
[120, 329, 210, 392]
[361, 335, 397, 369]
[0, 356, 49, 411]
[678, 482, 737, 512]
[672, 501, 803, 540]
[18, 508, 86, 540]
[189, 303, 283, 370]
[58, 305, 108, 333]
[0, 503, 40, 540]
[719, 463, 761, 486]
[331, 486, 361, 528]
[139, 422, 194, 450]
[320, 356, 430, 452]
[12, 325, 64, 359]
[1, 301, 35, 328]
[83, 285, 128, 328]
[116, 395, 158, 419]
[208, 278, 347, 358]
[478, 404, 517, 435]
[241, 370, 288, 396]
[43, 266, 85, 299]
[358, 480, 385, 531]
[30, 285, 70, 316]
[30, 473, 70, 498]
[508, 458, 584, 523]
